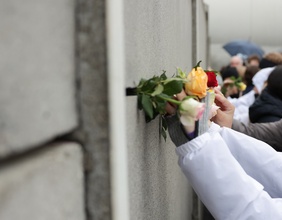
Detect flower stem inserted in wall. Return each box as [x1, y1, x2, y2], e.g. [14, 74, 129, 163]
[126, 61, 225, 141]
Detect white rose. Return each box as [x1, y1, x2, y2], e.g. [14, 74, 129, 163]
[179, 98, 205, 126]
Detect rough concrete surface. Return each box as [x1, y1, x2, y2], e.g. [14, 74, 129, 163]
[0, 0, 78, 157]
[76, 0, 112, 219]
[0, 142, 85, 220]
[123, 1, 202, 219]
[126, 97, 192, 220]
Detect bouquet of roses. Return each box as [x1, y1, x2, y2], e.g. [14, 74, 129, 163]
[127, 61, 220, 140]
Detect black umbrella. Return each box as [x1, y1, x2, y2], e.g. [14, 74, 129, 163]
[223, 40, 264, 58]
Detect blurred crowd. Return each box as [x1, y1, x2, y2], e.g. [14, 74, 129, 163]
[202, 50, 282, 220]
[215, 51, 282, 129]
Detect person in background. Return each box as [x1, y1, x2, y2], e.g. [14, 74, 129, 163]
[229, 55, 244, 67]
[259, 52, 282, 69]
[225, 65, 258, 125]
[220, 66, 240, 98]
[210, 88, 282, 152]
[247, 54, 261, 67]
[236, 65, 247, 79]
[228, 66, 274, 125]
[242, 65, 260, 95]
[249, 65, 282, 123]
[227, 54, 282, 125]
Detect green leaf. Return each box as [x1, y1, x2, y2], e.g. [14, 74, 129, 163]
[154, 96, 167, 114]
[163, 77, 186, 84]
[161, 126, 167, 141]
[145, 109, 159, 123]
[161, 116, 168, 130]
[163, 80, 183, 95]
[141, 94, 153, 119]
[160, 71, 167, 80]
[137, 78, 146, 88]
[139, 78, 157, 93]
[177, 67, 186, 79]
[151, 84, 164, 96]
[157, 93, 173, 100]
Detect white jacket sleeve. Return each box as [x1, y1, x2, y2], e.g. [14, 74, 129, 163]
[176, 123, 282, 220]
[219, 126, 282, 198]
[228, 90, 255, 108]
[228, 90, 256, 125]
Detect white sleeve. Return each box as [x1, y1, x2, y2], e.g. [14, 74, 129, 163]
[176, 123, 282, 220]
[219, 126, 282, 198]
[233, 105, 250, 125]
[228, 91, 255, 125]
[252, 67, 274, 93]
[228, 90, 255, 108]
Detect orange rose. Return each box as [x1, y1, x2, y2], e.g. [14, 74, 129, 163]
[184, 61, 208, 99]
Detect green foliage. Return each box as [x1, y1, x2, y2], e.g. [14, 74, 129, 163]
[136, 70, 186, 140]
[163, 80, 183, 95]
[221, 76, 246, 96]
[230, 76, 243, 86]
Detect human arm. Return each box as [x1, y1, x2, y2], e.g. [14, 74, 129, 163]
[211, 87, 282, 151]
[165, 90, 198, 147]
[166, 87, 235, 146]
[219, 125, 282, 198]
[165, 89, 282, 218]
[232, 119, 282, 152]
[177, 123, 282, 219]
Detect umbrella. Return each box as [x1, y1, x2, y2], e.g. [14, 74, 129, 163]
[223, 40, 264, 58]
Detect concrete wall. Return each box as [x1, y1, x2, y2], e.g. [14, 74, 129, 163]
[195, 0, 209, 69]
[124, 1, 193, 218]
[0, 0, 209, 220]
[124, 1, 208, 220]
[0, 0, 85, 220]
[0, 0, 78, 157]
[0, 143, 84, 220]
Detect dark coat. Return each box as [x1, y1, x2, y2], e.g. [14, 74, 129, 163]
[249, 88, 282, 123]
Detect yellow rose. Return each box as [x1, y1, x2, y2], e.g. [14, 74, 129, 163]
[184, 61, 208, 99]
[238, 82, 247, 91]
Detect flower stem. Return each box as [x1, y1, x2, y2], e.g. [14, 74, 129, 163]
[157, 94, 182, 105]
[193, 60, 202, 70]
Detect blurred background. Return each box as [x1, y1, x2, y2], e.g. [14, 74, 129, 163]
[204, 0, 282, 70]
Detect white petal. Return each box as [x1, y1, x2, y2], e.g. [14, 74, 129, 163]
[180, 115, 195, 126]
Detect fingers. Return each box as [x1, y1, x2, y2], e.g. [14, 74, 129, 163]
[214, 93, 226, 106]
[165, 102, 176, 115]
[215, 93, 226, 103]
[215, 92, 235, 114]
[175, 89, 187, 101]
[165, 89, 186, 115]
[214, 87, 223, 95]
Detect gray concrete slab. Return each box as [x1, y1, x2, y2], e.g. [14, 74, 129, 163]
[0, 0, 78, 157]
[0, 142, 85, 220]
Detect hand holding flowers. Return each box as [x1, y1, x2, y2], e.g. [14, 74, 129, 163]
[221, 76, 247, 97]
[127, 61, 221, 140]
